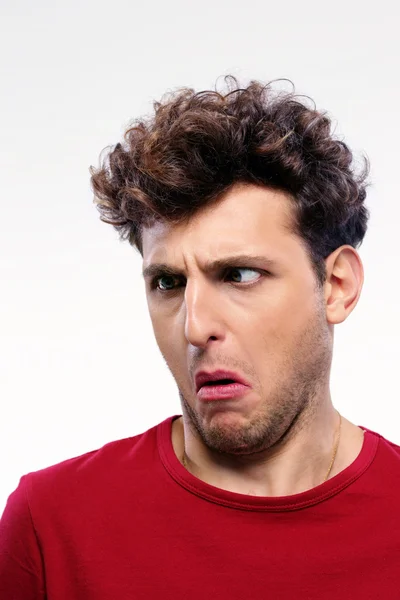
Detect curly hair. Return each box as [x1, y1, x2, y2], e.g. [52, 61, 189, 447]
[90, 76, 370, 285]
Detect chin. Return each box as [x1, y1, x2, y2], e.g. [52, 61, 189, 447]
[199, 410, 272, 455]
[180, 389, 278, 454]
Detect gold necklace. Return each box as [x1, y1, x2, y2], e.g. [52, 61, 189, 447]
[323, 410, 342, 481]
[182, 411, 342, 484]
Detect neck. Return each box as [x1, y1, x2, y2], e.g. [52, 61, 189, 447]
[172, 403, 364, 497]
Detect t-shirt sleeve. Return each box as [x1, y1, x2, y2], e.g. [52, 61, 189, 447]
[0, 475, 46, 599]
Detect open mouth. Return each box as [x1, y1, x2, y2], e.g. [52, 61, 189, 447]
[194, 370, 251, 396]
[201, 379, 236, 387]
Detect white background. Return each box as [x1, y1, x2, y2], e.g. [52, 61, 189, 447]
[1, 0, 399, 514]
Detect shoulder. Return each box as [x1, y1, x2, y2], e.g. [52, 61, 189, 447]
[363, 426, 400, 451]
[21, 416, 175, 508]
[376, 431, 400, 461]
[362, 426, 400, 474]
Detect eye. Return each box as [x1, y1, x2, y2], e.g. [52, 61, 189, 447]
[226, 268, 261, 284]
[153, 274, 182, 291]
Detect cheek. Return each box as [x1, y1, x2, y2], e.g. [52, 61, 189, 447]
[250, 292, 311, 351]
[240, 291, 291, 334]
[151, 314, 169, 352]
[150, 308, 182, 364]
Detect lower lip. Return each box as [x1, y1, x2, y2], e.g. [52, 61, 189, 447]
[197, 383, 250, 401]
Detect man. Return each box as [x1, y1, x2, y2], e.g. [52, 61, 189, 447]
[1, 77, 399, 598]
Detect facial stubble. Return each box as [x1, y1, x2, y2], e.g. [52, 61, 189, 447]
[178, 297, 332, 457]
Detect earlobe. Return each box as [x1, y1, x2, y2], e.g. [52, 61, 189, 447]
[324, 246, 364, 325]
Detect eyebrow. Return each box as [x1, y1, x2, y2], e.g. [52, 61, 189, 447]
[142, 254, 278, 279]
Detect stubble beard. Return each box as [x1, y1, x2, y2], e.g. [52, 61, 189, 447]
[178, 302, 332, 457]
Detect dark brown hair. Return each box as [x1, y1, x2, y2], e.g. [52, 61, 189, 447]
[90, 76, 369, 285]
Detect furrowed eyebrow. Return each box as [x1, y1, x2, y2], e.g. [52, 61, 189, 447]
[142, 263, 183, 279]
[142, 255, 278, 279]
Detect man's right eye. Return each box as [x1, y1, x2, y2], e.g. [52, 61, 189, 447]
[152, 275, 182, 291]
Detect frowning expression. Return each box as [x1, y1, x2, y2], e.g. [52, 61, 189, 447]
[141, 183, 331, 455]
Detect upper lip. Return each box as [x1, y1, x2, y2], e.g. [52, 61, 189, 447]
[194, 369, 251, 393]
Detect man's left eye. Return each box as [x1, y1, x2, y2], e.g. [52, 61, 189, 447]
[228, 268, 260, 283]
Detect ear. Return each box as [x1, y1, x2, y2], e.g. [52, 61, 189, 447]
[324, 246, 364, 325]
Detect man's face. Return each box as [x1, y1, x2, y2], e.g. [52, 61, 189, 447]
[142, 183, 332, 456]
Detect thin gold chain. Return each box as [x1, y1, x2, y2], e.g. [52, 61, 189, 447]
[182, 410, 342, 485]
[323, 410, 342, 481]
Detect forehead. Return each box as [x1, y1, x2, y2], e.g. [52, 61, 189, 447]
[141, 184, 300, 264]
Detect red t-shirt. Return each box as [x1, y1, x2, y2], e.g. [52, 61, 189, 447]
[1, 415, 399, 599]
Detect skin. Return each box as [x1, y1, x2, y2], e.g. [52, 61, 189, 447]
[141, 182, 365, 497]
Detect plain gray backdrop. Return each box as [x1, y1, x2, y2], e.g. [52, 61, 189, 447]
[1, 0, 399, 513]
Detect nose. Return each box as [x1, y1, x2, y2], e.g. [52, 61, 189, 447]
[184, 279, 225, 348]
